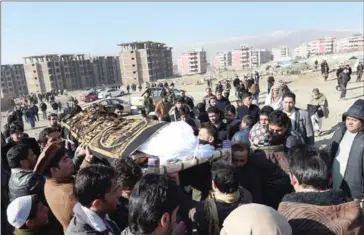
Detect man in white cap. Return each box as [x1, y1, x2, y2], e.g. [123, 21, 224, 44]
[7, 194, 49, 235]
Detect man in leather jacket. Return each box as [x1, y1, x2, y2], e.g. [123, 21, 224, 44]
[7, 144, 46, 203]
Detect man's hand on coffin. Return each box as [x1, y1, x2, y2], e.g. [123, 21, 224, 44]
[75, 143, 87, 157]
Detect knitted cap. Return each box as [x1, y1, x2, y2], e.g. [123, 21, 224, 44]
[7, 195, 33, 228]
[249, 124, 272, 147]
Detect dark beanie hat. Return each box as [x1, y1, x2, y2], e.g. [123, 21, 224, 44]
[342, 99, 364, 121]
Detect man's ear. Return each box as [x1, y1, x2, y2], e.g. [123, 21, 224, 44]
[289, 172, 298, 186]
[91, 199, 102, 210]
[25, 219, 34, 230]
[160, 212, 170, 228]
[208, 136, 214, 145]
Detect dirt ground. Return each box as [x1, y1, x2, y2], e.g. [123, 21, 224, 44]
[2, 70, 363, 148]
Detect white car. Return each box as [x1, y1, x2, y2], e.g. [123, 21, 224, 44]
[97, 88, 125, 99]
[96, 98, 132, 114]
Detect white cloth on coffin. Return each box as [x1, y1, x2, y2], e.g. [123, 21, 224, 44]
[138, 121, 215, 165]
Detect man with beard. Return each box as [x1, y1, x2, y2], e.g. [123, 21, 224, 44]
[121, 174, 181, 235]
[236, 91, 260, 124]
[268, 110, 305, 154]
[279, 146, 364, 234]
[207, 106, 227, 143]
[47, 113, 62, 133]
[282, 92, 314, 145]
[155, 93, 173, 122]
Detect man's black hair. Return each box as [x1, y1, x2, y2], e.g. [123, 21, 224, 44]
[7, 144, 31, 169]
[225, 105, 236, 115]
[74, 165, 116, 208]
[114, 104, 124, 111]
[9, 123, 24, 134]
[128, 174, 180, 235]
[269, 110, 291, 128]
[242, 115, 255, 128]
[282, 92, 296, 103]
[200, 122, 218, 142]
[48, 113, 58, 121]
[112, 157, 142, 190]
[179, 105, 190, 116]
[207, 106, 220, 115]
[259, 105, 274, 117]
[289, 146, 331, 190]
[195, 102, 206, 113]
[38, 127, 59, 146]
[211, 161, 239, 194]
[176, 97, 185, 104]
[43, 148, 67, 177]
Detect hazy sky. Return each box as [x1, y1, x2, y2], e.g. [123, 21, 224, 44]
[2, 2, 363, 64]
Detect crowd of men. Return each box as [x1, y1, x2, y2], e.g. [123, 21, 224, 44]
[1, 69, 364, 235]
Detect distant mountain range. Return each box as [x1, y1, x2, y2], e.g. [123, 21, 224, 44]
[171, 29, 363, 62]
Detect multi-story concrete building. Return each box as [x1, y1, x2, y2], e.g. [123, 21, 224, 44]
[232, 45, 251, 69]
[1, 64, 28, 98]
[178, 48, 207, 76]
[305, 37, 336, 56]
[336, 35, 364, 53]
[294, 43, 309, 59]
[272, 46, 291, 62]
[118, 41, 173, 85]
[214, 52, 232, 70]
[23, 54, 121, 94]
[90, 56, 121, 86]
[250, 49, 272, 68]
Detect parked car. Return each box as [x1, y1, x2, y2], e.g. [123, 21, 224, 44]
[130, 87, 182, 114]
[98, 88, 125, 99]
[80, 91, 98, 103]
[97, 98, 132, 115]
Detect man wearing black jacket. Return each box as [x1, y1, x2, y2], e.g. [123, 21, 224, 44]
[207, 106, 227, 143]
[236, 91, 260, 124]
[7, 144, 45, 203]
[330, 99, 364, 201]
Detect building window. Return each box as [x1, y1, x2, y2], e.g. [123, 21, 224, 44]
[131, 51, 134, 53]
[33, 70, 36, 73]
[34, 77, 38, 80]
[131, 57, 135, 60]
[32, 64, 35, 66]
[56, 69, 60, 73]
[133, 71, 136, 74]
[132, 64, 135, 67]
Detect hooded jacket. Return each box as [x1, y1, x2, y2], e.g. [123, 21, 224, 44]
[329, 99, 364, 200]
[265, 86, 283, 110]
[278, 190, 364, 235]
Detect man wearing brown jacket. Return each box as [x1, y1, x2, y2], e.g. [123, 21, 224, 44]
[278, 146, 364, 235]
[34, 143, 77, 234]
[155, 93, 172, 121]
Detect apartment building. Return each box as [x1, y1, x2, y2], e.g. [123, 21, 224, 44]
[118, 41, 173, 85]
[250, 49, 272, 68]
[336, 35, 364, 53]
[306, 37, 336, 56]
[232, 45, 251, 69]
[178, 48, 207, 76]
[23, 54, 121, 94]
[1, 64, 28, 98]
[294, 43, 309, 59]
[214, 52, 232, 70]
[272, 46, 291, 62]
[90, 56, 121, 86]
